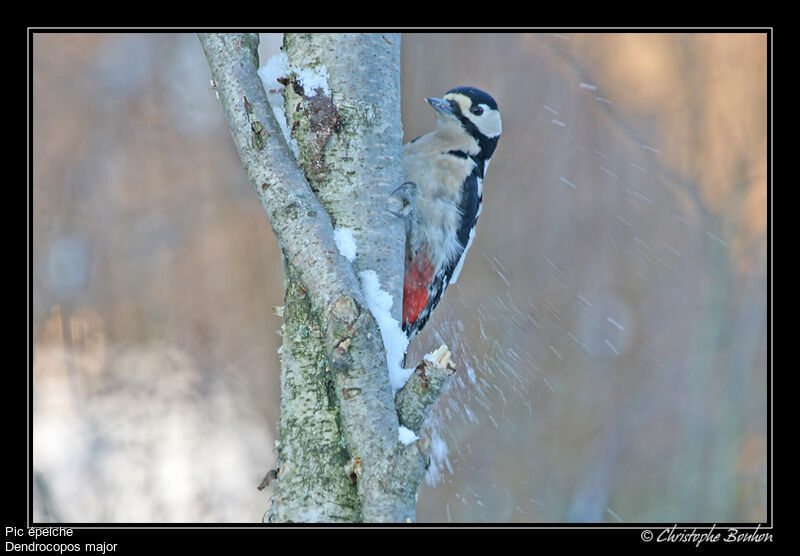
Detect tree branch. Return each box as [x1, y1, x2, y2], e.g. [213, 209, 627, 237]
[198, 34, 359, 323]
[200, 32, 457, 523]
[395, 346, 457, 432]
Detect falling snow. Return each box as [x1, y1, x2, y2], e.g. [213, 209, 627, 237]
[560, 176, 577, 189]
[273, 36, 759, 524]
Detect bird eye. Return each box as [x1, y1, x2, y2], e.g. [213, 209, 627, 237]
[471, 106, 484, 116]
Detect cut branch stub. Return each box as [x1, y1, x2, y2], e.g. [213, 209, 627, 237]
[395, 345, 457, 432]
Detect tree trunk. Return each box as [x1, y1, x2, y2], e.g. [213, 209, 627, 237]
[198, 32, 455, 523]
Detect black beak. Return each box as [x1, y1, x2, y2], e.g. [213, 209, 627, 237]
[426, 97, 453, 116]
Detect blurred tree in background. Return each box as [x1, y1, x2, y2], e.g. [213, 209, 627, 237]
[32, 32, 767, 523]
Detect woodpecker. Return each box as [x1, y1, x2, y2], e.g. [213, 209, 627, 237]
[401, 86, 502, 340]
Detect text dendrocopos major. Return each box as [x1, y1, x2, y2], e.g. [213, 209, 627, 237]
[400, 86, 502, 340]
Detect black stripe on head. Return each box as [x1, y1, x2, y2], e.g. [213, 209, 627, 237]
[445, 87, 500, 160]
[459, 119, 498, 161]
[446, 86, 498, 111]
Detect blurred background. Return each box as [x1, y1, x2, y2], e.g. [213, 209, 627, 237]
[32, 32, 768, 523]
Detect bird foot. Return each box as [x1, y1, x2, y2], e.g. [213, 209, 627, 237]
[388, 181, 417, 218]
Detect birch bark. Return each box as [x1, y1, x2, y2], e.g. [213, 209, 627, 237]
[199, 32, 454, 523]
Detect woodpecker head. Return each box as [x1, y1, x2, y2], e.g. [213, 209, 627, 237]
[425, 86, 501, 159]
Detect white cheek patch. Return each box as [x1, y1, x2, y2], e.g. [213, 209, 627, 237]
[477, 109, 502, 138]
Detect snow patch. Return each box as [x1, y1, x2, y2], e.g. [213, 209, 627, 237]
[398, 426, 419, 445]
[258, 50, 331, 98]
[257, 52, 299, 158]
[294, 65, 331, 97]
[357, 270, 412, 393]
[257, 51, 290, 95]
[257, 52, 332, 157]
[333, 228, 357, 262]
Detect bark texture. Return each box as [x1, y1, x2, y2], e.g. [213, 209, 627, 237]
[199, 32, 454, 523]
[279, 32, 411, 522]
